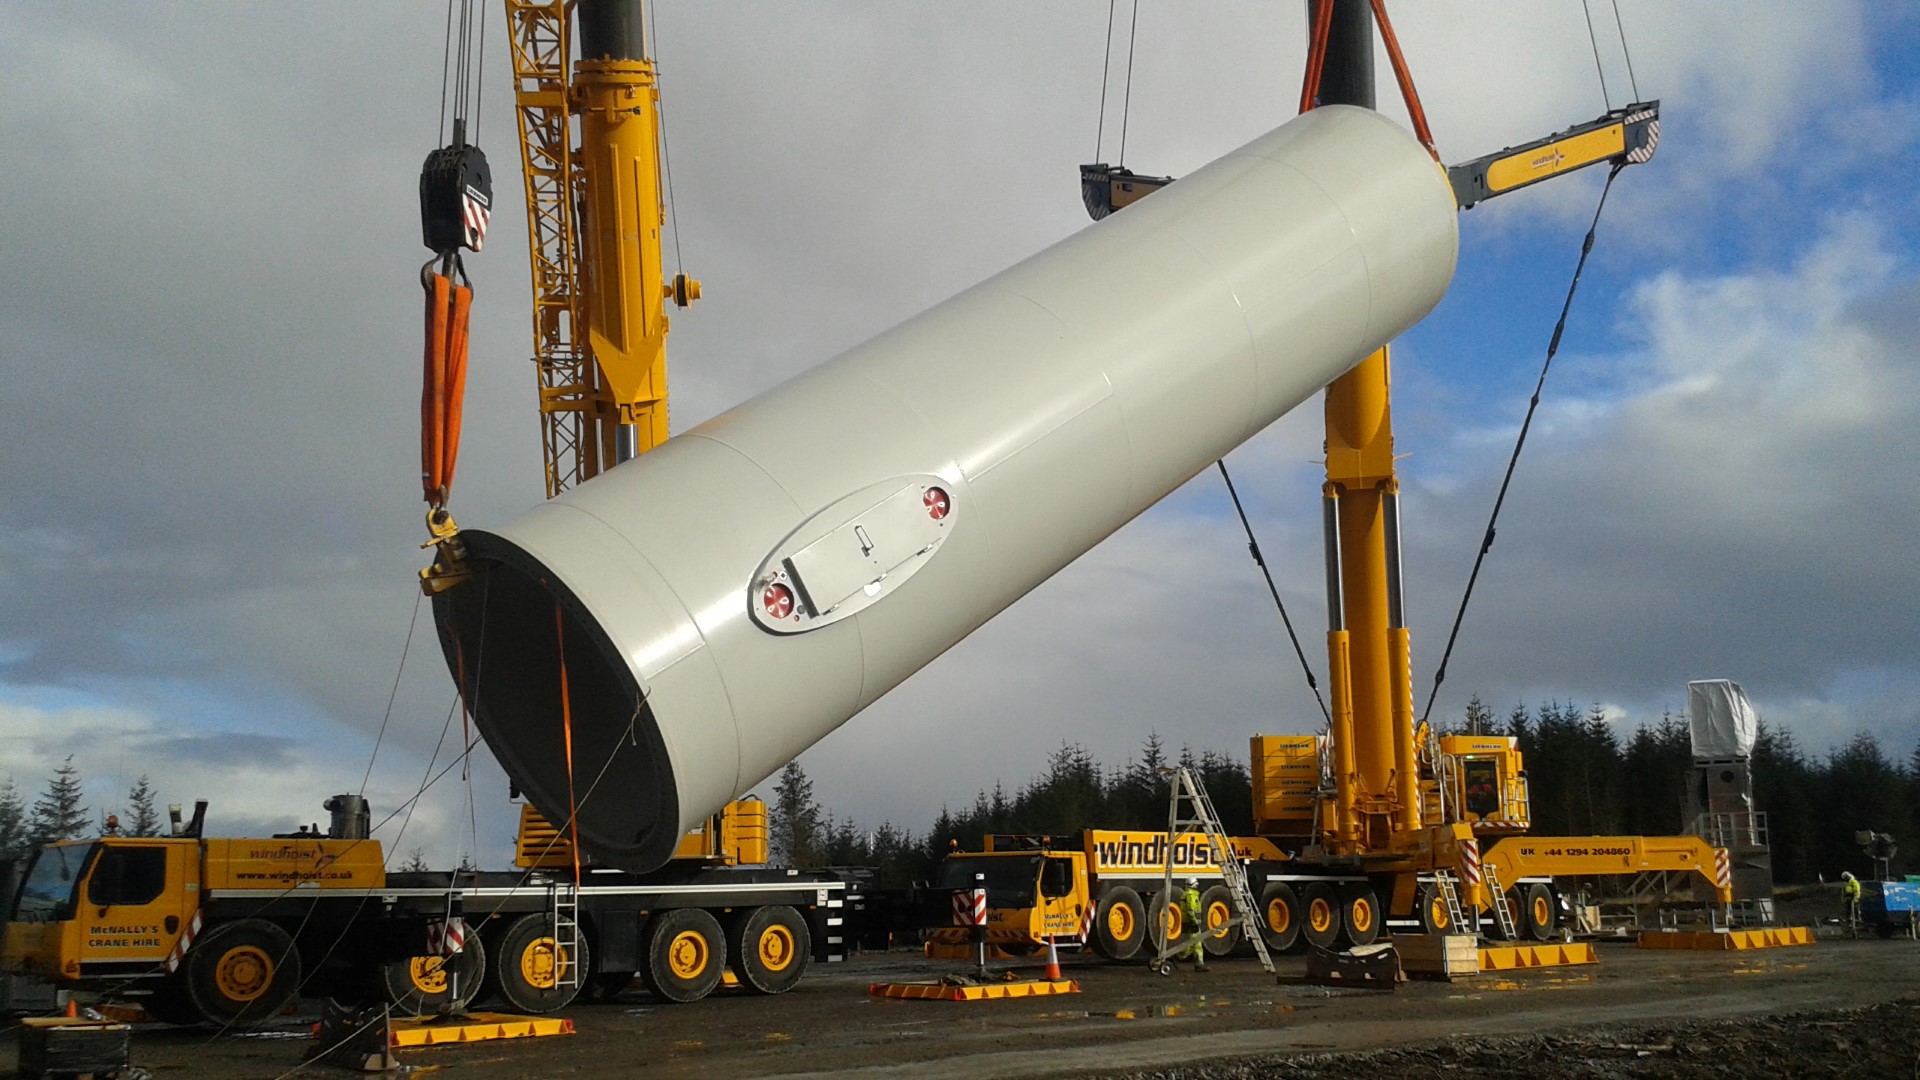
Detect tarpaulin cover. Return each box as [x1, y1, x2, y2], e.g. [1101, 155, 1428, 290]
[1687, 680, 1758, 760]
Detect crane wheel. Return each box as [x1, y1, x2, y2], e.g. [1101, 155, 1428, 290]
[1415, 882, 1454, 934]
[1340, 884, 1381, 947]
[1518, 882, 1557, 941]
[726, 906, 810, 995]
[643, 908, 726, 1004]
[482, 913, 588, 1013]
[377, 934, 487, 1015]
[1300, 881, 1343, 951]
[1091, 886, 1146, 961]
[182, 919, 302, 1030]
[1198, 885, 1240, 957]
[1256, 881, 1303, 953]
[1144, 891, 1186, 952]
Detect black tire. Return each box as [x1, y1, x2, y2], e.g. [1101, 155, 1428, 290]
[726, 906, 810, 995]
[1091, 886, 1146, 961]
[1414, 882, 1456, 935]
[1301, 881, 1343, 951]
[483, 913, 589, 1013]
[1489, 889, 1523, 940]
[376, 934, 487, 1015]
[1517, 882, 1556, 941]
[643, 908, 726, 1004]
[1198, 885, 1240, 957]
[1256, 881, 1303, 953]
[1144, 891, 1187, 953]
[181, 918, 302, 1030]
[1340, 883, 1381, 947]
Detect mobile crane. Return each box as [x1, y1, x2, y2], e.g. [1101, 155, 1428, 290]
[940, 1, 1721, 961]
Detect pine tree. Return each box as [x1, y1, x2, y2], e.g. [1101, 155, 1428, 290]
[28, 756, 89, 843]
[0, 777, 26, 860]
[126, 775, 162, 837]
[770, 761, 822, 867]
[398, 848, 431, 873]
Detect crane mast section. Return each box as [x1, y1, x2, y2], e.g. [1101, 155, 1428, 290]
[507, 0, 595, 498]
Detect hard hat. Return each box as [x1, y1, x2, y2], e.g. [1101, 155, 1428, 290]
[1186, 877, 1199, 888]
[1842, 871, 1855, 881]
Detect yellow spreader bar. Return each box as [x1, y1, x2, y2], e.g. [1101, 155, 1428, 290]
[869, 979, 1081, 1002]
[1478, 942, 1598, 971]
[1637, 926, 1814, 951]
[389, 1012, 574, 1047]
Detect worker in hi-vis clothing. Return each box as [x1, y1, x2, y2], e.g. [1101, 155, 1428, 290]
[1181, 878, 1208, 972]
[1841, 871, 1862, 935]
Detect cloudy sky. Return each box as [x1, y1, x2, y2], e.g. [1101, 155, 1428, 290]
[2, 3, 1915, 865]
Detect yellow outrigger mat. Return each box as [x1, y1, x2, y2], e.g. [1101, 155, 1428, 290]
[869, 978, 1081, 1001]
[1478, 942, 1599, 971]
[1636, 926, 1813, 950]
[390, 1012, 574, 1047]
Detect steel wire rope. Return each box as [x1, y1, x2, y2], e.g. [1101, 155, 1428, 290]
[1418, 162, 1626, 729]
[1215, 460, 1330, 724]
[1608, 0, 1641, 102]
[1580, 0, 1613, 110]
[1117, 0, 1141, 166]
[437, 0, 455, 141]
[649, 0, 687, 280]
[359, 590, 424, 796]
[1094, 0, 1116, 160]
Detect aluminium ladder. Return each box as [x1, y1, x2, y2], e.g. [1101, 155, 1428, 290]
[1154, 766, 1274, 974]
[1482, 864, 1521, 940]
[1432, 869, 1469, 934]
[548, 880, 583, 989]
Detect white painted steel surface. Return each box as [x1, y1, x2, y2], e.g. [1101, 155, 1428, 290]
[434, 105, 1459, 870]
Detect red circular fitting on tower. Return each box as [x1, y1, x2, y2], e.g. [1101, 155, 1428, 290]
[924, 486, 950, 521]
[762, 582, 795, 620]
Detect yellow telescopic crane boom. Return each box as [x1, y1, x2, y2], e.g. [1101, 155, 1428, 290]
[507, 0, 697, 500]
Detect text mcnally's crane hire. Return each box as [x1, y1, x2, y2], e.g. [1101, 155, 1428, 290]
[939, 0, 1722, 962]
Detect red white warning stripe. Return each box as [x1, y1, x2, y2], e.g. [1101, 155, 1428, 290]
[1624, 109, 1659, 165]
[1713, 849, 1732, 890]
[1078, 904, 1094, 945]
[463, 186, 491, 251]
[164, 910, 203, 973]
[1458, 839, 1483, 888]
[428, 917, 469, 957]
[951, 887, 987, 927]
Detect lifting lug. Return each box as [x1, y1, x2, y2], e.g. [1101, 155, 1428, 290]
[419, 507, 471, 596]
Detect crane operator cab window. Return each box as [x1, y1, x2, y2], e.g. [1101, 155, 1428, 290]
[87, 846, 168, 908]
[1040, 857, 1074, 899]
[13, 843, 96, 923]
[1462, 759, 1501, 818]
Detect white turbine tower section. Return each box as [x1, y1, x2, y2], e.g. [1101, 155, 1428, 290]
[434, 105, 1460, 870]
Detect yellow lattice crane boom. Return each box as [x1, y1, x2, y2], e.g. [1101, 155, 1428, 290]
[506, 0, 697, 500]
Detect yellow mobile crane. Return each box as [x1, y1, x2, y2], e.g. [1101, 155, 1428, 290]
[1062, 0, 1722, 954]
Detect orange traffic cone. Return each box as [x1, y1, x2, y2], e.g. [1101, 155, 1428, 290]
[1043, 934, 1063, 981]
[64, 998, 78, 1018]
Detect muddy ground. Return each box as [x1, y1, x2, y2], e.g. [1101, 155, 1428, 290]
[5, 934, 1915, 1079]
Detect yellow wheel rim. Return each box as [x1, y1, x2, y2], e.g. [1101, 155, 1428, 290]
[214, 945, 273, 1002]
[1349, 895, 1375, 934]
[519, 936, 564, 990]
[1266, 898, 1291, 935]
[757, 925, 796, 973]
[407, 956, 449, 994]
[1206, 900, 1231, 937]
[1308, 898, 1333, 933]
[1161, 903, 1182, 940]
[1428, 894, 1452, 930]
[1108, 902, 1136, 941]
[667, 930, 709, 979]
[1533, 895, 1551, 927]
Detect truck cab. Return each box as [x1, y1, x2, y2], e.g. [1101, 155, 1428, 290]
[927, 847, 1090, 955]
[4, 838, 201, 985]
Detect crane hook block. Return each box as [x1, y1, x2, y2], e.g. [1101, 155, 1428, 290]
[420, 140, 493, 254]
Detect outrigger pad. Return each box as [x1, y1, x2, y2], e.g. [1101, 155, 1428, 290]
[1303, 943, 1403, 989]
[305, 1002, 396, 1073]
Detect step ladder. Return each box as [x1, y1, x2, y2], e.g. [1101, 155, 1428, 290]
[1483, 865, 1520, 940]
[1432, 870, 1469, 935]
[1154, 766, 1274, 974]
[548, 880, 582, 989]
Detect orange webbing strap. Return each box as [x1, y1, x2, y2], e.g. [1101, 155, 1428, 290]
[420, 270, 474, 506]
[554, 603, 583, 884]
[1298, 0, 1335, 114]
[1367, 0, 1439, 159]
